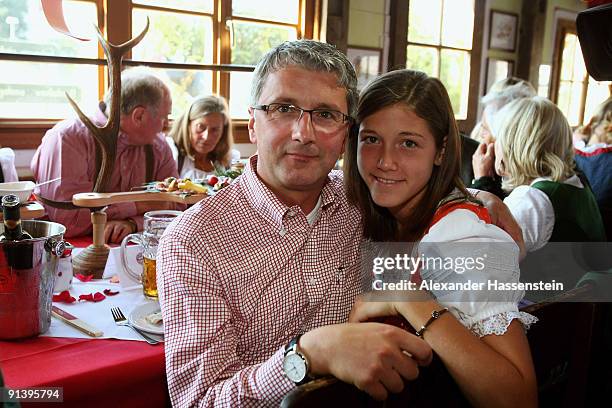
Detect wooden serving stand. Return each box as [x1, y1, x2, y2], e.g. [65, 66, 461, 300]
[70, 191, 206, 278]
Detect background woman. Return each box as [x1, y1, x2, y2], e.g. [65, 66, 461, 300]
[490, 96, 606, 251]
[573, 96, 611, 239]
[469, 77, 536, 198]
[344, 69, 537, 408]
[167, 95, 240, 180]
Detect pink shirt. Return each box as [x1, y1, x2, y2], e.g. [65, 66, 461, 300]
[157, 155, 363, 407]
[30, 106, 177, 237]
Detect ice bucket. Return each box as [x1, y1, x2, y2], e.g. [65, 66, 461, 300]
[0, 220, 65, 339]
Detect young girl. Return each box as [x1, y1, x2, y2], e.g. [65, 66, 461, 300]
[344, 69, 538, 407]
[490, 96, 606, 250]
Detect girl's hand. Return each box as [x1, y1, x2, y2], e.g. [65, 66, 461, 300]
[349, 294, 399, 323]
[349, 291, 432, 323]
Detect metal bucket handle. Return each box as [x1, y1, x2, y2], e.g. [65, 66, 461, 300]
[45, 238, 66, 257]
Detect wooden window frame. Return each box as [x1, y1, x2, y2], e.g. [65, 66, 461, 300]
[387, 0, 484, 134]
[549, 19, 588, 126]
[0, 0, 320, 147]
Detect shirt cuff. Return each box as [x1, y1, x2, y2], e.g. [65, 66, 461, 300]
[254, 347, 296, 402]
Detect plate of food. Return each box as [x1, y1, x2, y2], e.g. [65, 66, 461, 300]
[129, 302, 164, 335]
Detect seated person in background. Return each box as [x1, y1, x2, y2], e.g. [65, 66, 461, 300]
[489, 96, 606, 252]
[470, 77, 536, 198]
[31, 67, 178, 243]
[573, 96, 611, 240]
[0, 147, 19, 183]
[166, 95, 240, 180]
[344, 69, 537, 407]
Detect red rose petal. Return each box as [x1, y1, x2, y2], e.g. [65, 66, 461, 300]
[103, 289, 119, 296]
[52, 290, 76, 303]
[78, 292, 106, 302]
[92, 292, 106, 302]
[75, 274, 93, 282]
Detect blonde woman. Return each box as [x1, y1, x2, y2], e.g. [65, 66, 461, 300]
[167, 95, 240, 180]
[491, 96, 606, 251]
[470, 78, 536, 198]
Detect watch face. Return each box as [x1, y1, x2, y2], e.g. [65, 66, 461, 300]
[283, 352, 307, 383]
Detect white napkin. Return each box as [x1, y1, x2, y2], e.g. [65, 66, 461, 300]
[43, 280, 159, 342]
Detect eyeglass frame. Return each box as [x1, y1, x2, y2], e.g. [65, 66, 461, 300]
[251, 103, 354, 128]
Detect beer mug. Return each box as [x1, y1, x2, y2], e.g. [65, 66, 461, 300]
[120, 210, 181, 299]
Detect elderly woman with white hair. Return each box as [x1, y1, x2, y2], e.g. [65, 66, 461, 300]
[469, 78, 536, 198]
[491, 96, 605, 251]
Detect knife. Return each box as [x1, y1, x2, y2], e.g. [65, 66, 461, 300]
[51, 306, 103, 337]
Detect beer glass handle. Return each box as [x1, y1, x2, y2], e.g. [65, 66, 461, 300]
[120, 233, 143, 283]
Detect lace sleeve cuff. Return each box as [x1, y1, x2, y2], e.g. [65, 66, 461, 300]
[470, 311, 538, 337]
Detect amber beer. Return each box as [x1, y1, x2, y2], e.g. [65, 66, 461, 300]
[142, 256, 157, 299]
[120, 210, 182, 300]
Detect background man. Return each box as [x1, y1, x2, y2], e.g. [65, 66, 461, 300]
[31, 67, 177, 243]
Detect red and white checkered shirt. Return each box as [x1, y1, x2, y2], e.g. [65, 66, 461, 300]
[158, 155, 363, 407]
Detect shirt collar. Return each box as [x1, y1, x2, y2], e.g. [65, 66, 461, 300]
[240, 155, 340, 228]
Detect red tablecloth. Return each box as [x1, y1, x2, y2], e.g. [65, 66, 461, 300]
[0, 337, 168, 407]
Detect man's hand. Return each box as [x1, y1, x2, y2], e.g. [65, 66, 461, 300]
[300, 323, 432, 401]
[104, 220, 134, 244]
[476, 190, 526, 259]
[472, 142, 496, 179]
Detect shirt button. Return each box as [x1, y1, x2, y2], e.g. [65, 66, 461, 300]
[279, 227, 287, 236]
[287, 210, 296, 217]
[309, 277, 316, 285]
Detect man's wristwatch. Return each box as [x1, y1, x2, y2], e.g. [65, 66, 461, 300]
[283, 335, 312, 385]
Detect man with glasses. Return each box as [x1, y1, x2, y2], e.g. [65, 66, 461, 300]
[158, 40, 519, 407]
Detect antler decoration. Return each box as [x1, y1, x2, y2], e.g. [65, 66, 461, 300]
[66, 20, 149, 193]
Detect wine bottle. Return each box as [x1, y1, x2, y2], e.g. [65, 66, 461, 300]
[0, 194, 33, 241]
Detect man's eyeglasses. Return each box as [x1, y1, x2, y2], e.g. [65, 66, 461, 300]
[251, 103, 353, 132]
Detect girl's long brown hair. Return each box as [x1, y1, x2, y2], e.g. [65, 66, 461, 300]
[344, 69, 470, 242]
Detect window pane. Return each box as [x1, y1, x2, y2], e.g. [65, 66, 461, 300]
[441, 0, 473, 49]
[0, 0, 97, 58]
[572, 38, 587, 83]
[133, 9, 213, 64]
[232, 0, 299, 24]
[557, 81, 572, 123]
[147, 68, 213, 118]
[408, 0, 442, 45]
[406, 45, 439, 78]
[440, 49, 471, 119]
[0, 61, 98, 119]
[132, 0, 213, 13]
[560, 34, 576, 81]
[558, 81, 583, 127]
[567, 81, 584, 126]
[584, 78, 612, 124]
[229, 72, 253, 119]
[232, 21, 297, 65]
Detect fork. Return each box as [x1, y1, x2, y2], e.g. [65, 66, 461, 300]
[111, 307, 159, 345]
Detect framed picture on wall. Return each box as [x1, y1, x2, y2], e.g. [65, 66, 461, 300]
[485, 58, 514, 94]
[489, 10, 518, 52]
[346, 47, 382, 90]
